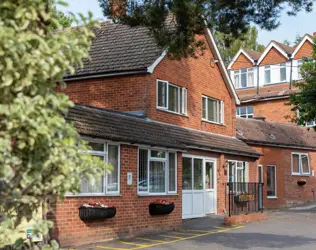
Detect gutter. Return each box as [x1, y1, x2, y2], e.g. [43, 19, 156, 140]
[240, 95, 291, 104]
[239, 139, 316, 151]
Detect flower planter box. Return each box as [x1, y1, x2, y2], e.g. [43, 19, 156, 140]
[297, 180, 307, 186]
[149, 203, 175, 216]
[79, 207, 116, 221]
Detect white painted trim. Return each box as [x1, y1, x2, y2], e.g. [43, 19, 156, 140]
[267, 165, 277, 198]
[147, 51, 167, 73]
[205, 28, 240, 105]
[201, 95, 224, 125]
[257, 42, 290, 65]
[227, 48, 255, 70]
[292, 35, 315, 58]
[291, 152, 310, 176]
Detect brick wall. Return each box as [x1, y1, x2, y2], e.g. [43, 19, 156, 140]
[49, 144, 183, 247]
[294, 40, 314, 59]
[252, 146, 316, 208]
[259, 47, 288, 66]
[147, 37, 236, 137]
[230, 53, 254, 70]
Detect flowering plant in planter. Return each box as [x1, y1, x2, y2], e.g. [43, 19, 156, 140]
[149, 200, 175, 216]
[297, 179, 307, 186]
[79, 202, 116, 221]
[150, 200, 174, 206]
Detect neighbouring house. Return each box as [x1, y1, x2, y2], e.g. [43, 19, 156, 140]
[228, 33, 315, 125]
[237, 118, 316, 208]
[50, 21, 262, 247]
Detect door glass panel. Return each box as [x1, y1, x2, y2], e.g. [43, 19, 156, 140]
[193, 159, 203, 190]
[182, 158, 192, 190]
[205, 162, 214, 189]
[228, 161, 236, 183]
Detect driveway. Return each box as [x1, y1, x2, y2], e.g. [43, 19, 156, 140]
[76, 203, 316, 250]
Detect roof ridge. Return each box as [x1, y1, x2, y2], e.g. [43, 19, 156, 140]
[237, 117, 306, 129]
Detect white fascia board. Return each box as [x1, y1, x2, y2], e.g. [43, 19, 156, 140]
[206, 28, 240, 105]
[257, 42, 290, 65]
[227, 48, 255, 70]
[292, 35, 315, 58]
[147, 51, 167, 73]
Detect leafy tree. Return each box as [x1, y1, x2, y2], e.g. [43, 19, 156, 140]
[288, 39, 316, 128]
[215, 26, 265, 63]
[98, 0, 314, 58]
[0, 0, 106, 248]
[52, 6, 74, 28]
[283, 39, 291, 46]
[295, 34, 303, 44]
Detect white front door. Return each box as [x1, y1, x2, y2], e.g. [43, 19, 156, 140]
[204, 161, 216, 214]
[182, 156, 216, 219]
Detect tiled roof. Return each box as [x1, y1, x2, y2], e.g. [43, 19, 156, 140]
[243, 48, 262, 61]
[68, 105, 261, 158]
[238, 88, 300, 102]
[272, 40, 294, 55]
[65, 22, 163, 79]
[236, 118, 316, 150]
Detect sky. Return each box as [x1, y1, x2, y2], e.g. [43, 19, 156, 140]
[59, 0, 316, 46]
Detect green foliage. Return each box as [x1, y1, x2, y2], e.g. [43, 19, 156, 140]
[283, 39, 291, 46]
[288, 38, 316, 128]
[215, 26, 265, 63]
[52, 6, 74, 28]
[0, 0, 106, 248]
[98, 0, 314, 58]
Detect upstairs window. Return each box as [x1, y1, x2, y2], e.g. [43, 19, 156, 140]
[138, 149, 177, 194]
[280, 63, 287, 82]
[233, 68, 254, 89]
[292, 153, 310, 176]
[157, 80, 187, 115]
[297, 60, 303, 79]
[264, 65, 271, 84]
[78, 141, 120, 195]
[236, 106, 254, 119]
[202, 96, 224, 124]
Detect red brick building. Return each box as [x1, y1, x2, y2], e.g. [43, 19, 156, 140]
[52, 22, 261, 246]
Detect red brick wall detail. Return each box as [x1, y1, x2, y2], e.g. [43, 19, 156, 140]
[259, 47, 288, 66]
[230, 53, 254, 70]
[294, 40, 314, 59]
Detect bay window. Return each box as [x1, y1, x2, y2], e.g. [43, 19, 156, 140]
[233, 68, 254, 89]
[78, 140, 120, 195]
[202, 95, 224, 124]
[264, 65, 271, 84]
[292, 153, 310, 175]
[157, 80, 187, 115]
[138, 149, 177, 194]
[280, 62, 286, 82]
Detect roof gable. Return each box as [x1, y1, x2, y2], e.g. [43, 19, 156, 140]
[292, 34, 315, 58]
[227, 48, 256, 70]
[257, 41, 291, 65]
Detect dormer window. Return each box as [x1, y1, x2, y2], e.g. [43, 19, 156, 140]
[297, 59, 303, 79]
[264, 65, 271, 84]
[233, 68, 254, 89]
[280, 63, 287, 82]
[157, 80, 187, 115]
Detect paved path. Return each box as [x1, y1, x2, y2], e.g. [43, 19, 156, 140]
[76, 205, 316, 250]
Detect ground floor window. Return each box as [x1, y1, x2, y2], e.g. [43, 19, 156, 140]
[138, 149, 177, 194]
[79, 140, 120, 195]
[267, 165, 277, 198]
[228, 161, 248, 183]
[292, 153, 310, 175]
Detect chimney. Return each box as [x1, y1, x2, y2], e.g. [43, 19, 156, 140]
[253, 117, 266, 122]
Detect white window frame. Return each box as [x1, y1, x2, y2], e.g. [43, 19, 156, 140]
[280, 62, 287, 82]
[306, 120, 316, 127]
[236, 106, 254, 119]
[202, 95, 224, 125]
[233, 68, 255, 89]
[267, 165, 277, 199]
[264, 65, 271, 85]
[227, 160, 249, 183]
[68, 138, 120, 197]
[297, 59, 303, 79]
[137, 148, 177, 196]
[291, 152, 310, 176]
[156, 79, 187, 115]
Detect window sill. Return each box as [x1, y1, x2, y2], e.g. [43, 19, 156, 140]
[263, 82, 289, 86]
[267, 196, 278, 199]
[156, 107, 188, 117]
[202, 119, 225, 126]
[65, 194, 122, 198]
[292, 173, 310, 176]
[138, 193, 179, 197]
[236, 86, 255, 90]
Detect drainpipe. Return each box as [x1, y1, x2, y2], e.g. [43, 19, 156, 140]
[255, 60, 259, 95]
[289, 54, 293, 89]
